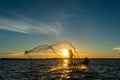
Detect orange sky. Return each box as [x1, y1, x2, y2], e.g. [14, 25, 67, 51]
[0, 51, 119, 58]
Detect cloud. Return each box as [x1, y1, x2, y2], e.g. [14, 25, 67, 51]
[112, 47, 120, 51]
[0, 17, 63, 36]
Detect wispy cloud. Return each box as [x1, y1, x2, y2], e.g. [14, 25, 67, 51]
[0, 17, 63, 36]
[112, 47, 120, 51]
[0, 2, 82, 37]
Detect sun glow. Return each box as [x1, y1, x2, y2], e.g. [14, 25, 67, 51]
[62, 49, 69, 56]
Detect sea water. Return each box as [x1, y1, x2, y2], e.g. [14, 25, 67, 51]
[0, 59, 120, 80]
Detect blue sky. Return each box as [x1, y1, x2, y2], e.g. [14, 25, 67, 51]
[0, 0, 120, 58]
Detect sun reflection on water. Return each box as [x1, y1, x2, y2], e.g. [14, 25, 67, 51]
[48, 59, 89, 79]
[49, 59, 69, 72]
[63, 59, 69, 68]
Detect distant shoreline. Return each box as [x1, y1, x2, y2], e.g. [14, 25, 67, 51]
[0, 58, 120, 60]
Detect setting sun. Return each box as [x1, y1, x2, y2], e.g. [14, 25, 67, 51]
[62, 49, 69, 56]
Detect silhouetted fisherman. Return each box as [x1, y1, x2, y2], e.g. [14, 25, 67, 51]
[68, 49, 75, 66]
[82, 57, 89, 65]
